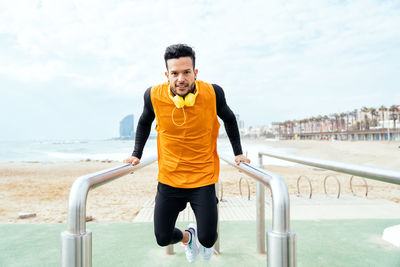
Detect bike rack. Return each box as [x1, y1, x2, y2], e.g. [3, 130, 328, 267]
[239, 176, 251, 200]
[323, 175, 341, 199]
[349, 176, 368, 197]
[296, 175, 312, 199]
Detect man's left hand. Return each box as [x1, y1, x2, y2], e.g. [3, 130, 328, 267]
[234, 154, 251, 165]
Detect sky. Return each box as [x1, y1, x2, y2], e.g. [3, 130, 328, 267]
[0, 0, 399, 141]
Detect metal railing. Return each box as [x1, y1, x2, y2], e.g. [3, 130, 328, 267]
[61, 155, 157, 267]
[256, 150, 400, 266]
[220, 154, 296, 267]
[62, 153, 296, 267]
[259, 150, 400, 185]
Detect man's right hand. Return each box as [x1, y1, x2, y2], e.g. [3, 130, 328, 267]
[123, 156, 140, 166]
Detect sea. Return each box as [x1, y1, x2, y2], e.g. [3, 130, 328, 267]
[0, 138, 295, 166]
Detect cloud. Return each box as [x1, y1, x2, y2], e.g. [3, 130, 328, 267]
[0, 60, 64, 82]
[0, 0, 399, 139]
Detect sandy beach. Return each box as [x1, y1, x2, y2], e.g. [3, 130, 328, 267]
[1, 140, 399, 223]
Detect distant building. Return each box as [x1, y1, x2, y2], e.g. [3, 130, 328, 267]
[120, 114, 134, 139]
[273, 104, 400, 141]
[235, 114, 245, 129]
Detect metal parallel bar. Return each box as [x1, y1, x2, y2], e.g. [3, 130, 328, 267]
[62, 155, 157, 267]
[220, 154, 296, 267]
[66, 155, 158, 234]
[63, 153, 296, 267]
[220, 154, 291, 233]
[259, 150, 400, 185]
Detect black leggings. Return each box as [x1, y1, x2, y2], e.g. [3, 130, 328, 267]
[154, 182, 218, 248]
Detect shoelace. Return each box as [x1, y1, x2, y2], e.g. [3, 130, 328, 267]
[181, 240, 195, 252]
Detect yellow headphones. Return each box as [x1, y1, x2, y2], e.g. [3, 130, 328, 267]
[167, 82, 199, 127]
[168, 82, 199, 108]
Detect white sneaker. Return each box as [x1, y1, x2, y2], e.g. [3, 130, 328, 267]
[184, 223, 199, 262]
[199, 244, 215, 261]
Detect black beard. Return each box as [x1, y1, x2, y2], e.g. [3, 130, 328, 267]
[172, 82, 195, 97]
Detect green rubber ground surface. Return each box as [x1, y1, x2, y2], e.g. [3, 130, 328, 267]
[1, 219, 399, 267]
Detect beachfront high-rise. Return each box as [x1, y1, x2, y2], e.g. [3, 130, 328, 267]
[120, 114, 135, 139]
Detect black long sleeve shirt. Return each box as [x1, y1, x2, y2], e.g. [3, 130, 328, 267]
[132, 84, 243, 159]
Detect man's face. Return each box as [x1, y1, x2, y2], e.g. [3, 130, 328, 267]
[165, 56, 198, 97]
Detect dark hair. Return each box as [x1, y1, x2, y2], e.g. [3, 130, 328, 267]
[164, 44, 196, 70]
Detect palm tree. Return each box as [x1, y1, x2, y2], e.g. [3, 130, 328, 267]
[389, 105, 399, 129]
[344, 111, 351, 132]
[340, 112, 347, 131]
[349, 109, 357, 131]
[330, 113, 340, 132]
[379, 105, 386, 128]
[369, 107, 378, 128]
[360, 106, 369, 130]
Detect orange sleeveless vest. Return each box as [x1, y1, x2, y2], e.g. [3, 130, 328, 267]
[150, 80, 220, 188]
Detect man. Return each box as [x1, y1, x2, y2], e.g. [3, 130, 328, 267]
[124, 44, 250, 262]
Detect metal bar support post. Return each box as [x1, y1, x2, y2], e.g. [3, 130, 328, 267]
[256, 153, 266, 254]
